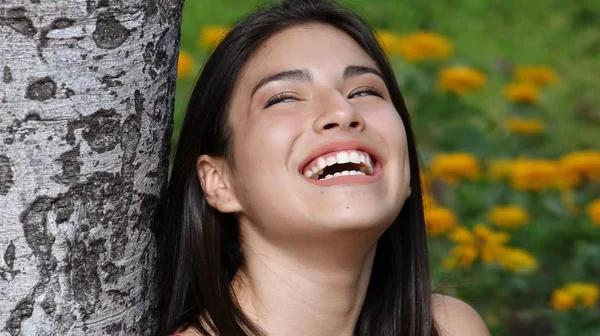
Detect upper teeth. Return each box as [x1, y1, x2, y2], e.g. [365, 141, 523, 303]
[303, 150, 374, 179]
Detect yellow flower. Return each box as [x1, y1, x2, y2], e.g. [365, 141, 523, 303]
[514, 65, 558, 86]
[448, 225, 475, 245]
[473, 224, 510, 263]
[376, 30, 403, 56]
[439, 66, 487, 95]
[510, 158, 560, 191]
[396, 31, 454, 62]
[444, 244, 478, 268]
[504, 118, 545, 135]
[425, 206, 458, 236]
[430, 153, 480, 184]
[503, 82, 541, 104]
[498, 247, 538, 273]
[487, 205, 530, 229]
[551, 289, 576, 312]
[199, 25, 229, 49]
[587, 199, 600, 226]
[487, 159, 514, 181]
[444, 224, 510, 267]
[564, 283, 599, 308]
[559, 151, 600, 181]
[177, 50, 194, 78]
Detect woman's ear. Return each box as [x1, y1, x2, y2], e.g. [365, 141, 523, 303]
[196, 155, 243, 213]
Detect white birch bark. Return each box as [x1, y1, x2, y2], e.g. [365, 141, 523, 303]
[0, 0, 183, 334]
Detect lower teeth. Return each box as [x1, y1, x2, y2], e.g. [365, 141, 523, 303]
[320, 170, 366, 180]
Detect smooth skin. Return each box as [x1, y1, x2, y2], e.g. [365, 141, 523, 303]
[191, 23, 490, 336]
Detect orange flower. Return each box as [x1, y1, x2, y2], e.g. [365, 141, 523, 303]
[509, 158, 560, 191]
[177, 50, 194, 78]
[376, 30, 403, 56]
[503, 82, 541, 104]
[514, 65, 558, 86]
[504, 118, 545, 135]
[199, 25, 229, 49]
[439, 66, 487, 95]
[397, 31, 454, 62]
[487, 205, 530, 229]
[587, 199, 600, 226]
[551, 289, 576, 312]
[430, 152, 480, 184]
[425, 206, 458, 236]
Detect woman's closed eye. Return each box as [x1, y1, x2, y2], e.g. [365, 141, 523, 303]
[264, 86, 384, 109]
[348, 86, 383, 99]
[264, 92, 299, 108]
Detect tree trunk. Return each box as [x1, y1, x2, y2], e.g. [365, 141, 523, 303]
[0, 0, 183, 334]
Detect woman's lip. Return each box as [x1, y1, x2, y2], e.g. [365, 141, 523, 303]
[298, 140, 383, 174]
[302, 163, 383, 186]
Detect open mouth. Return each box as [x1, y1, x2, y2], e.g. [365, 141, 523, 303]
[302, 150, 377, 180]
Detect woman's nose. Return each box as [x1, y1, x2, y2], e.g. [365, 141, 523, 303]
[312, 92, 365, 133]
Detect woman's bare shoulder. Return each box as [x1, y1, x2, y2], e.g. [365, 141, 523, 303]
[432, 294, 491, 336]
[170, 325, 215, 336]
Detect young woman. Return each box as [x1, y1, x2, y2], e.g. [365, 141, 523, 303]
[158, 0, 490, 335]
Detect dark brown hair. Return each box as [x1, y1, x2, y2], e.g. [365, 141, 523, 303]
[157, 0, 439, 335]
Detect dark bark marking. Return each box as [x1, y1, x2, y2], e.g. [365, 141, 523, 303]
[3, 66, 13, 84]
[106, 289, 129, 307]
[20, 197, 56, 273]
[81, 108, 121, 153]
[5, 297, 34, 334]
[109, 225, 128, 259]
[3, 241, 15, 269]
[100, 261, 124, 284]
[0, 154, 14, 195]
[120, 91, 143, 171]
[0, 7, 37, 37]
[24, 112, 41, 122]
[134, 89, 145, 115]
[53, 145, 80, 185]
[104, 321, 124, 335]
[71, 236, 103, 319]
[136, 194, 159, 232]
[25, 77, 57, 101]
[12, 198, 59, 332]
[54, 197, 74, 224]
[50, 18, 75, 30]
[40, 289, 56, 315]
[100, 70, 126, 88]
[65, 88, 75, 98]
[92, 15, 130, 49]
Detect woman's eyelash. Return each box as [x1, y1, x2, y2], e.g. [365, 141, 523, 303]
[349, 87, 383, 98]
[264, 93, 297, 108]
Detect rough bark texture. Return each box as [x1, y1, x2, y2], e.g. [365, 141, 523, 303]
[0, 0, 183, 334]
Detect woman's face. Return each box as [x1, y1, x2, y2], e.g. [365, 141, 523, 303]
[221, 23, 410, 241]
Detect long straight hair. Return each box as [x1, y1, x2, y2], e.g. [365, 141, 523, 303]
[157, 0, 438, 335]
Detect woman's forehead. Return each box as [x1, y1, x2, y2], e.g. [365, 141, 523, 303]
[237, 23, 379, 86]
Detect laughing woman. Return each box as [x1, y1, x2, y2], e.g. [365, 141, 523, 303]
[157, 0, 490, 335]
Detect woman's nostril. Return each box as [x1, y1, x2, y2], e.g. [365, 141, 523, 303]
[324, 123, 337, 130]
[349, 121, 360, 128]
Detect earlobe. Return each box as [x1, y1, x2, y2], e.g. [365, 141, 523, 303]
[197, 155, 243, 213]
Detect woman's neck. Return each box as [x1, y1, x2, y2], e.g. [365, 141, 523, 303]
[231, 228, 378, 336]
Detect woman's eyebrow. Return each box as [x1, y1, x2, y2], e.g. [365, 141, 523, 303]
[251, 69, 313, 97]
[250, 65, 383, 98]
[343, 65, 383, 80]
